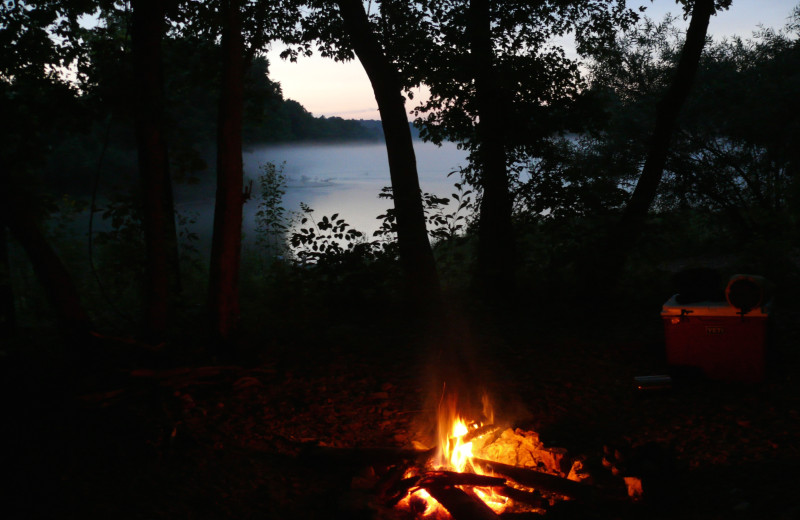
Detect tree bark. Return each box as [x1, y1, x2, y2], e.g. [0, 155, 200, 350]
[131, 0, 180, 342]
[0, 225, 15, 339]
[597, 0, 716, 287]
[0, 175, 91, 343]
[468, 0, 515, 301]
[334, 0, 441, 311]
[208, 0, 245, 355]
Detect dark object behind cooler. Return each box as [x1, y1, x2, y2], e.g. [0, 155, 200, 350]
[672, 268, 724, 304]
[725, 274, 771, 313]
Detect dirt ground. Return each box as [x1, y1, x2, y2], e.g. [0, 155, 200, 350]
[3, 302, 799, 520]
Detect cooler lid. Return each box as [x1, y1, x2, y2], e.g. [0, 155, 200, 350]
[661, 294, 768, 317]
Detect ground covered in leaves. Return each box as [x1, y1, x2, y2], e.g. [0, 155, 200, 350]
[4, 302, 800, 519]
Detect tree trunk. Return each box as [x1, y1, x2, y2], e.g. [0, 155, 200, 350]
[131, 0, 180, 342]
[469, 0, 515, 301]
[334, 0, 441, 311]
[0, 175, 91, 343]
[593, 0, 716, 291]
[208, 0, 245, 356]
[0, 225, 15, 339]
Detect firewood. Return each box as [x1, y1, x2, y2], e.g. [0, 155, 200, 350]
[459, 424, 503, 443]
[420, 470, 506, 488]
[383, 470, 505, 507]
[301, 445, 435, 468]
[382, 475, 423, 506]
[471, 458, 592, 500]
[425, 484, 502, 520]
[491, 485, 548, 509]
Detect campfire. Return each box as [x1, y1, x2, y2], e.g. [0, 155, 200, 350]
[377, 391, 639, 519]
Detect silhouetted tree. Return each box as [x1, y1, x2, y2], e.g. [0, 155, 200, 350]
[0, 0, 94, 342]
[402, 0, 636, 303]
[131, 0, 180, 342]
[0, 224, 13, 339]
[593, 0, 723, 290]
[333, 0, 441, 310]
[1, 173, 92, 342]
[666, 10, 800, 234]
[468, 0, 514, 299]
[208, 0, 246, 354]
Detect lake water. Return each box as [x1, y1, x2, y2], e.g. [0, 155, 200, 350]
[176, 140, 470, 251]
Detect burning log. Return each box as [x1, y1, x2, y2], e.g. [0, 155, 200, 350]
[471, 458, 593, 500]
[491, 485, 548, 509]
[382, 476, 423, 506]
[459, 424, 503, 444]
[425, 484, 502, 520]
[420, 471, 506, 488]
[384, 471, 507, 507]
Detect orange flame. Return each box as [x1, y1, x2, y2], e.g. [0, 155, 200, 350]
[401, 391, 508, 517]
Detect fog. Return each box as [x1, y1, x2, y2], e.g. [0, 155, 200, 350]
[175, 140, 469, 254]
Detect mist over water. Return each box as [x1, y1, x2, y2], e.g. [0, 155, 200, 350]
[176, 141, 469, 253]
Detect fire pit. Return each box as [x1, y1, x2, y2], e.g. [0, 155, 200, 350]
[368, 392, 639, 519]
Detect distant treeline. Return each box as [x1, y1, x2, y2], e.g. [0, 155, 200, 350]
[245, 104, 419, 144]
[145, 39, 414, 145]
[253, 103, 384, 142]
[37, 35, 422, 194]
[145, 40, 387, 145]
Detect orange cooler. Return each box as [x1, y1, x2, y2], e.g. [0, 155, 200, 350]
[661, 295, 769, 382]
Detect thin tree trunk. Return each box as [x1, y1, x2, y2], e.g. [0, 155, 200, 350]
[131, 0, 180, 342]
[208, 0, 245, 355]
[0, 225, 15, 339]
[469, 0, 515, 301]
[335, 0, 441, 310]
[594, 0, 716, 290]
[1, 179, 90, 343]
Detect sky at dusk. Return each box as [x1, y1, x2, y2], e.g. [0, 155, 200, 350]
[266, 0, 799, 120]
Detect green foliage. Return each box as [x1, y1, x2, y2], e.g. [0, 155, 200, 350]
[279, 181, 477, 301]
[1, 0, 94, 195]
[12, 194, 91, 327]
[510, 135, 636, 221]
[290, 204, 369, 265]
[508, 9, 799, 305]
[585, 10, 800, 238]
[371, 187, 399, 255]
[91, 192, 146, 308]
[666, 22, 800, 228]
[254, 161, 289, 261]
[401, 1, 638, 148]
[176, 209, 201, 270]
[374, 182, 475, 246]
